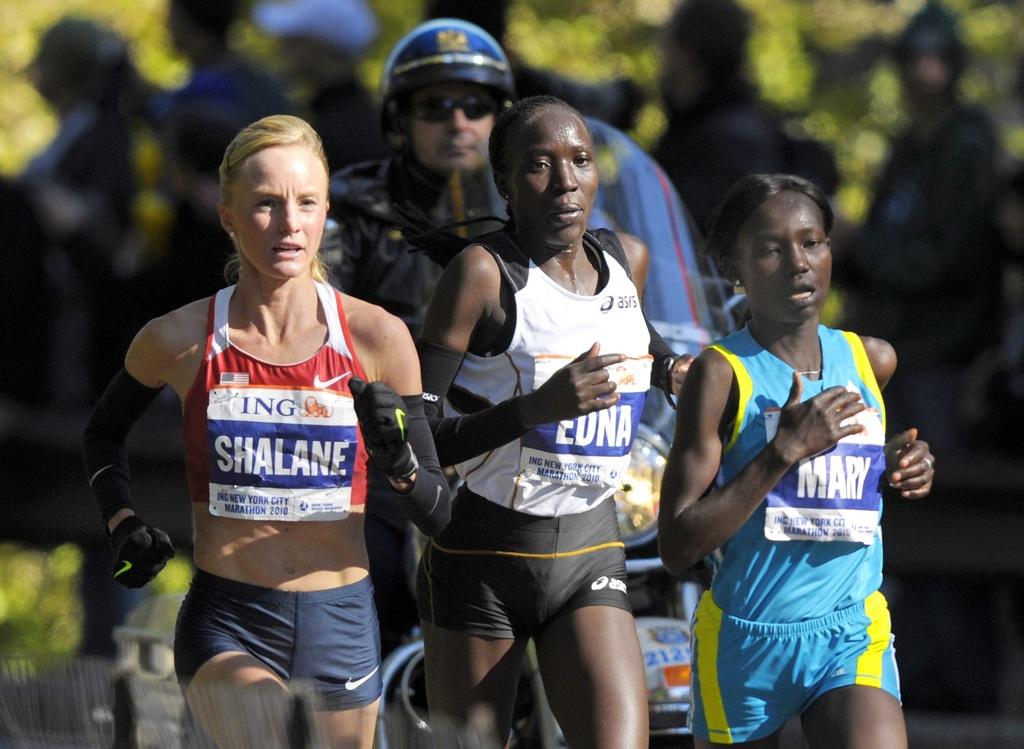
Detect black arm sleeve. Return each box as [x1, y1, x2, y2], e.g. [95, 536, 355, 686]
[417, 340, 530, 466]
[647, 318, 681, 406]
[418, 340, 463, 421]
[82, 368, 164, 525]
[395, 395, 451, 537]
[429, 398, 527, 467]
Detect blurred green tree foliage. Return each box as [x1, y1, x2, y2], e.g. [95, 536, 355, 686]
[0, 543, 82, 654]
[0, 542, 193, 655]
[3, 0, 1023, 218]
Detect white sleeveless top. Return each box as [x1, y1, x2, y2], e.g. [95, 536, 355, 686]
[447, 233, 652, 516]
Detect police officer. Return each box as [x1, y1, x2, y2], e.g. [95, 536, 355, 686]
[325, 18, 511, 335]
[324, 18, 513, 656]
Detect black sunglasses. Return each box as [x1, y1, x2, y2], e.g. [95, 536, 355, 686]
[410, 94, 499, 122]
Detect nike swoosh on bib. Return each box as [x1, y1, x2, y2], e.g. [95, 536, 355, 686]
[313, 372, 353, 389]
[344, 665, 379, 691]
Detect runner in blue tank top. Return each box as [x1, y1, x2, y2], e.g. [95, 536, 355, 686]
[658, 174, 935, 748]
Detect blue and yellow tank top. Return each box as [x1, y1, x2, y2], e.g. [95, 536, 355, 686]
[707, 325, 887, 622]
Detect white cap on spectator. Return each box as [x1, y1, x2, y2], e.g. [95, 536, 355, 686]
[253, 0, 379, 55]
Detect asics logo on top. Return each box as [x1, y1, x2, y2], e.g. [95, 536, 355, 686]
[599, 295, 639, 313]
[313, 372, 353, 389]
[590, 575, 627, 593]
[345, 665, 380, 691]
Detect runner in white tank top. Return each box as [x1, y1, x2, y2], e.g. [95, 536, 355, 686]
[413, 96, 677, 749]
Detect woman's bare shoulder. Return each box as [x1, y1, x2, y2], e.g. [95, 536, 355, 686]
[341, 294, 418, 388]
[342, 294, 408, 344]
[127, 298, 210, 389]
[614, 231, 649, 262]
[439, 243, 503, 290]
[147, 298, 210, 350]
[860, 335, 897, 389]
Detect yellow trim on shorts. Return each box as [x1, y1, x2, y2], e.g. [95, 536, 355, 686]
[694, 592, 734, 744]
[855, 590, 891, 688]
[841, 331, 886, 433]
[707, 344, 752, 453]
[429, 539, 624, 559]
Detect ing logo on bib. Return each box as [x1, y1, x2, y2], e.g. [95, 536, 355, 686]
[302, 397, 333, 418]
[206, 385, 359, 521]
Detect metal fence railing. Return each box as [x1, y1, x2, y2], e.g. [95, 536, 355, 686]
[0, 654, 116, 748]
[0, 653, 500, 749]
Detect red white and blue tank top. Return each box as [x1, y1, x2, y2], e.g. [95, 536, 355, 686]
[183, 282, 369, 520]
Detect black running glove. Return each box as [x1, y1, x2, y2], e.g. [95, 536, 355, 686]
[350, 377, 419, 480]
[109, 515, 175, 589]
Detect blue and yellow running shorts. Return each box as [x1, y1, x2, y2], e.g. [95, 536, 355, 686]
[689, 589, 901, 744]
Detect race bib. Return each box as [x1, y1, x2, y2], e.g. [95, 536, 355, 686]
[762, 385, 885, 544]
[519, 355, 651, 488]
[206, 386, 357, 521]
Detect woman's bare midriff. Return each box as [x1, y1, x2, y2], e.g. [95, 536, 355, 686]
[191, 507, 369, 590]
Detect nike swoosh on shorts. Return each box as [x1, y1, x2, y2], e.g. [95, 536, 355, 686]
[313, 372, 353, 389]
[344, 665, 379, 691]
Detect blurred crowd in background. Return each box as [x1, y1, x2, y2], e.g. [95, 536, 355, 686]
[2, 0, 1022, 457]
[1, 0, 1022, 721]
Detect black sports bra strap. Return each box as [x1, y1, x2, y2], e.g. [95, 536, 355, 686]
[587, 228, 632, 281]
[474, 230, 530, 291]
[465, 230, 524, 356]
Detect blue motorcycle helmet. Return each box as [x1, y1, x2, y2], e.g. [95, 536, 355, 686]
[380, 18, 515, 145]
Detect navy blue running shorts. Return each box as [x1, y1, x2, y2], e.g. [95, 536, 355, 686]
[174, 570, 382, 709]
[416, 489, 631, 639]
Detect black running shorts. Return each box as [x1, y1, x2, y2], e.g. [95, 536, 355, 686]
[416, 488, 631, 639]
